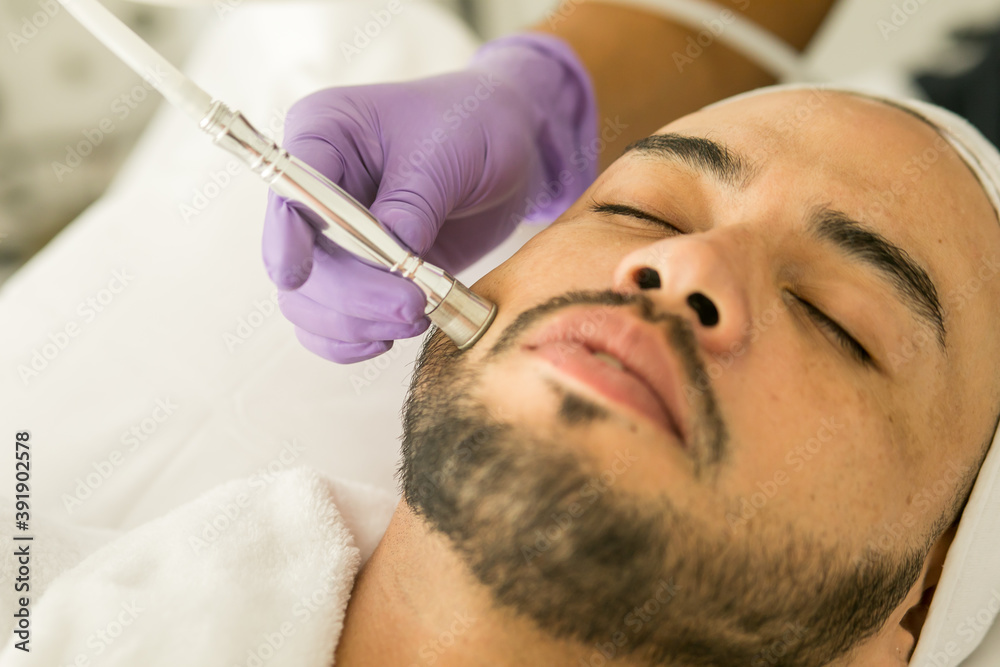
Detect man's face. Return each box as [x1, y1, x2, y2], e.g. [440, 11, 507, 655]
[399, 90, 1000, 666]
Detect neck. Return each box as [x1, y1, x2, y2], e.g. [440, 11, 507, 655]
[334, 503, 641, 667]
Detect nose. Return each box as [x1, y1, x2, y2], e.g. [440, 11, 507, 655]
[613, 235, 753, 356]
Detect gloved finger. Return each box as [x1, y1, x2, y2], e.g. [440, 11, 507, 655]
[293, 327, 393, 364]
[296, 243, 428, 323]
[282, 122, 380, 207]
[422, 207, 521, 274]
[370, 162, 457, 257]
[278, 290, 429, 344]
[264, 125, 381, 291]
[263, 192, 317, 290]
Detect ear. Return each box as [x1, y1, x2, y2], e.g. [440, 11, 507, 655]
[854, 522, 958, 666]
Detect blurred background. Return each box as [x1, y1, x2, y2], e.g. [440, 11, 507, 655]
[3, 0, 1000, 285]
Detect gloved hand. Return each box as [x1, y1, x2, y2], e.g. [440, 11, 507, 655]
[264, 33, 597, 363]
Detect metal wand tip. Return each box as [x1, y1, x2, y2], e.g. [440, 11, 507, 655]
[428, 279, 498, 351]
[457, 302, 497, 351]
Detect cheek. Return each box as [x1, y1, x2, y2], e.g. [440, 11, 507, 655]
[471, 224, 633, 331]
[704, 323, 896, 545]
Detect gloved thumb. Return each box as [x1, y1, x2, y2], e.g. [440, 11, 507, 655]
[263, 191, 318, 290]
[264, 128, 357, 290]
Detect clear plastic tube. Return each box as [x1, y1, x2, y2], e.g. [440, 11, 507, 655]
[58, 0, 213, 123]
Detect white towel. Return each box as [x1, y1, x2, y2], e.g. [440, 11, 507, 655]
[0, 467, 396, 666]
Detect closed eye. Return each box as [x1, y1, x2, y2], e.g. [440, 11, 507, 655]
[589, 201, 685, 235]
[792, 294, 874, 368]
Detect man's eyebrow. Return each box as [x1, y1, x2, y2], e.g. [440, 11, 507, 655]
[808, 207, 947, 349]
[623, 134, 757, 190]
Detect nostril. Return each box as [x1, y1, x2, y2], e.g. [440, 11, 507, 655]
[687, 292, 720, 327]
[634, 267, 661, 290]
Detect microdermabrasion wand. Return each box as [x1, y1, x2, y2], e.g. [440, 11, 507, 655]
[57, 0, 497, 351]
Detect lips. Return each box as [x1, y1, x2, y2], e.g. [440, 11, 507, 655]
[521, 306, 690, 446]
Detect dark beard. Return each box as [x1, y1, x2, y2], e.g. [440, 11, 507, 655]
[398, 290, 925, 667]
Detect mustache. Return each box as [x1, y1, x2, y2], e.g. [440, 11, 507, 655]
[486, 290, 697, 370]
[482, 290, 728, 476]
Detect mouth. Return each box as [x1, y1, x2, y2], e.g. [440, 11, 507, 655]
[521, 306, 690, 448]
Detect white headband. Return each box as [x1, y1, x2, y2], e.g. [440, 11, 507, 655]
[704, 83, 1000, 666]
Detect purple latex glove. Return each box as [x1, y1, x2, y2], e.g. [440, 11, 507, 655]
[264, 33, 598, 363]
